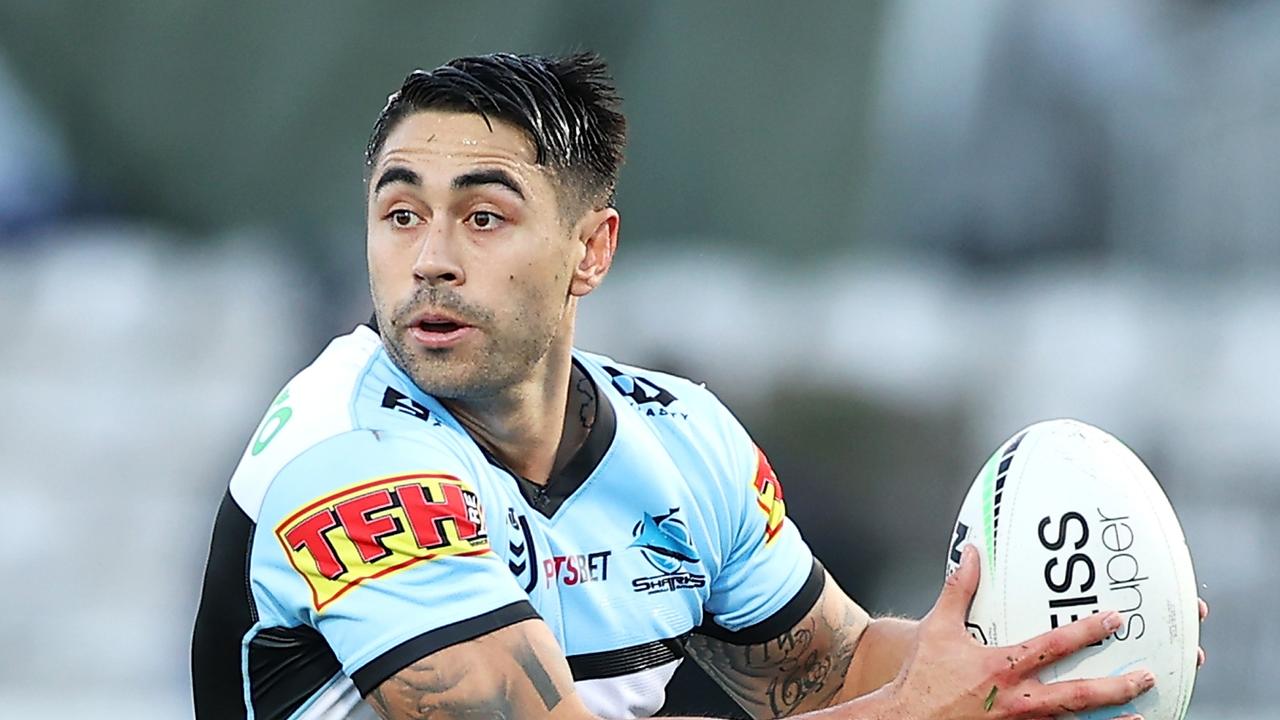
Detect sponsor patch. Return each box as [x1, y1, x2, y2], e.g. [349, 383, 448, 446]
[544, 551, 612, 588]
[751, 446, 786, 545]
[276, 473, 489, 611]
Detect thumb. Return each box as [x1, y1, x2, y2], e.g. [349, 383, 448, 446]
[932, 544, 980, 623]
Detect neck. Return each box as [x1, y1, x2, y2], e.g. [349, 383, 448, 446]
[439, 329, 594, 485]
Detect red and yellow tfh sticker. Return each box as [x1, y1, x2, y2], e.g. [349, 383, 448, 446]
[276, 473, 490, 611]
[751, 446, 786, 545]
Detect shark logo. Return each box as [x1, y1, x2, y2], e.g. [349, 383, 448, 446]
[630, 508, 707, 594]
[631, 508, 699, 573]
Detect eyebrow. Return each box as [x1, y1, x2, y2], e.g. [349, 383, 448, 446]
[452, 169, 525, 201]
[373, 166, 421, 196]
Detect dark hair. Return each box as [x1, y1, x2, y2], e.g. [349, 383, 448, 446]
[366, 52, 627, 210]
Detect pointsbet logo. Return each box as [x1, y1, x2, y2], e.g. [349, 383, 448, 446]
[751, 446, 786, 545]
[276, 473, 489, 611]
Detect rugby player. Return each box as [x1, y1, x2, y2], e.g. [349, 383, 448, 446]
[192, 52, 1203, 720]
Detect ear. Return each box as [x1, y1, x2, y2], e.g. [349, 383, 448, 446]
[569, 207, 619, 298]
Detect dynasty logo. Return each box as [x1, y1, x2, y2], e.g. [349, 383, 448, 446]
[380, 386, 439, 425]
[630, 508, 706, 594]
[276, 473, 489, 611]
[603, 366, 689, 420]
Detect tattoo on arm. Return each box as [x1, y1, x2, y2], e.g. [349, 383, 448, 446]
[516, 643, 562, 711]
[366, 627, 565, 720]
[685, 586, 867, 719]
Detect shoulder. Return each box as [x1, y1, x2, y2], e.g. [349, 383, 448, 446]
[229, 326, 479, 519]
[575, 349, 738, 431]
[244, 427, 518, 640]
[577, 352, 803, 597]
[252, 428, 487, 526]
[576, 349, 762, 496]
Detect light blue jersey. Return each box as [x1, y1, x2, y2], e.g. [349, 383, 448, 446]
[194, 325, 821, 720]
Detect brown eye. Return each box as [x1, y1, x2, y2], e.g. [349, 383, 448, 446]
[389, 209, 422, 228]
[467, 211, 504, 230]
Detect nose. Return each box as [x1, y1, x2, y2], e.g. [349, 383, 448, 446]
[411, 221, 464, 286]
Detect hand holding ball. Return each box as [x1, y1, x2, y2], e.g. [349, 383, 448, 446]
[944, 419, 1199, 720]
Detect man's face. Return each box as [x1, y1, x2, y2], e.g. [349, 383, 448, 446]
[367, 111, 583, 399]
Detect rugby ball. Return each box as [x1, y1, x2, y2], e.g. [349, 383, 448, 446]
[944, 419, 1198, 720]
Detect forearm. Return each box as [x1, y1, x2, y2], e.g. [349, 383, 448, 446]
[837, 617, 918, 701]
[687, 571, 918, 720]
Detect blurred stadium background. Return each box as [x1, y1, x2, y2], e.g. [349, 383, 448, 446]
[0, 1, 1273, 718]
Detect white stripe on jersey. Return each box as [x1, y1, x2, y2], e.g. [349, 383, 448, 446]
[290, 675, 370, 720]
[575, 660, 682, 719]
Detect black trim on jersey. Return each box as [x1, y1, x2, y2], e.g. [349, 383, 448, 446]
[502, 361, 618, 518]
[509, 511, 540, 593]
[694, 558, 827, 645]
[567, 633, 690, 681]
[192, 491, 258, 719]
[246, 625, 343, 720]
[350, 600, 540, 696]
[366, 316, 615, 519]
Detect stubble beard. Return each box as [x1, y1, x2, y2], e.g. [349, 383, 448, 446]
[373, 284, 567, 401]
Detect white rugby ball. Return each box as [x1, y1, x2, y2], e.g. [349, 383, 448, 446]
[944, 419, 1198, 720]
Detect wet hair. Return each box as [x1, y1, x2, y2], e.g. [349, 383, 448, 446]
[366, 52, 627, 211]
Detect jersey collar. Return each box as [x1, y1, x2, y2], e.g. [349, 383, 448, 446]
[367, 317, 618, 519]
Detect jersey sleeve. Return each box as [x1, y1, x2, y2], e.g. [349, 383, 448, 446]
[697, 403, 825, 643]
[248, 429, 536, 695]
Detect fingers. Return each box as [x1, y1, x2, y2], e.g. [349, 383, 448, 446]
[1008, 611, 1123, 675]
[1197, 597, 1207, 667]
[931, 544, 980, 624]
[1013, 671, 1154, 717]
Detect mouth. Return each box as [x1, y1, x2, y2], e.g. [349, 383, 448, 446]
[406, 311, 476, 350]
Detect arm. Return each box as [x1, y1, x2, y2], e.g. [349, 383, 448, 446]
[841, 616, 917, 699]
[685, 568, 900, 718]
[366, 619, 585, 720]
[684, 546, 1153, 720]
[687, 570, 1214, 717]
[366, 616, 900, 720]
[365, 549, 1152, 720]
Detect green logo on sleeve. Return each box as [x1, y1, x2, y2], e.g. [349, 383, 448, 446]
[251, 388, 293, 456]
